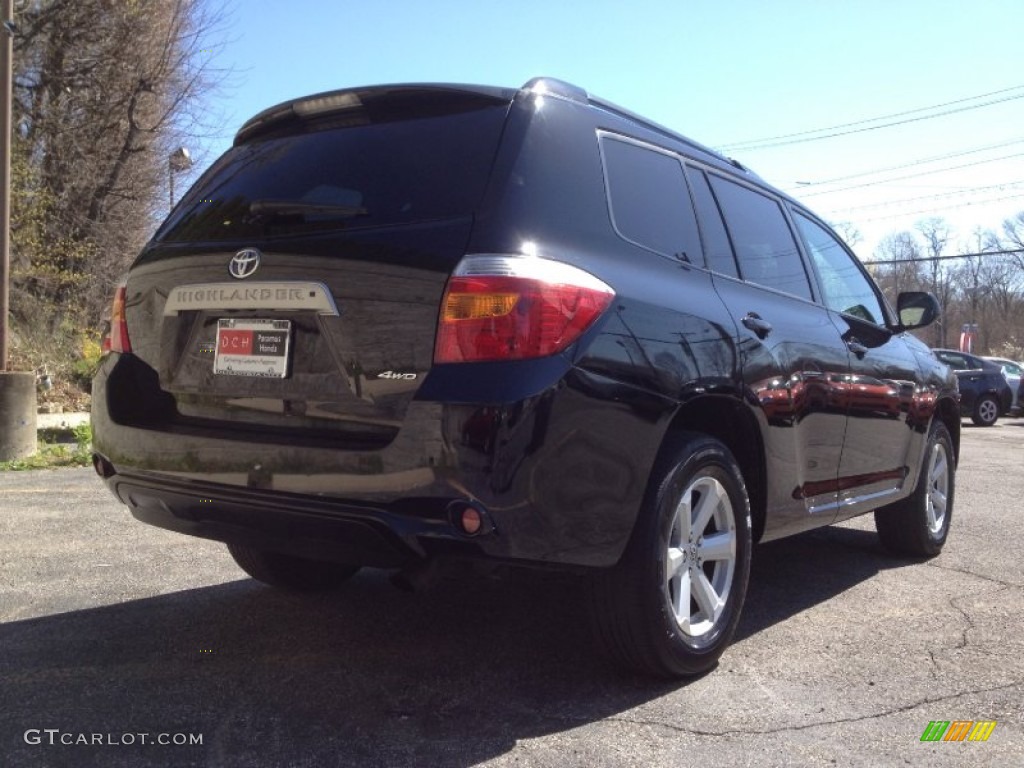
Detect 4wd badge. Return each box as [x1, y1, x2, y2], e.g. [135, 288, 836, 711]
[377, 371, 417, 380]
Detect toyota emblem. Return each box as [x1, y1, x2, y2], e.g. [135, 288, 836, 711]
[229, 248, 261, 279]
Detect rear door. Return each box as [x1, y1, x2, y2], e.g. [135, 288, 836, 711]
[687, 166, 851, 539]
[123, 87, 511, 446]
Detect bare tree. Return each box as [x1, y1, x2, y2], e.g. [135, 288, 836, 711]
[830, 220, 863, 250]
[915, 217, 955, 347]
[952, 235, 989, 351]
[870, 231, 925, 302]
[1002, 210, 1024, 272]
[10, 0, 230, 326]
[868, 216, 1024, 355]
[973, 226, 1023, 354]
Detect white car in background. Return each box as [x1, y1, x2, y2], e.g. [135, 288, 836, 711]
[984, 357, 1022, 413]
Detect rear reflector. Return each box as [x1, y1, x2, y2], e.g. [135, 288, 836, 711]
[102, 283, 132, 354]
[447, 500, 496, 537]
[434, 254, 614, 363]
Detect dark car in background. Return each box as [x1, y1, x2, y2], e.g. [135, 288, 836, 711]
[91, 77, 960, 678]
[933, 349, 1013, 426]
[983, 356, 1022, 414]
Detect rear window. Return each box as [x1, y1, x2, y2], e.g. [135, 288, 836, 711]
[155, 94, 509, 243]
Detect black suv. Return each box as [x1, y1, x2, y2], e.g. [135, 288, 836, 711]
[932, 349, 1013, 426]
[92, 78, 959, 678]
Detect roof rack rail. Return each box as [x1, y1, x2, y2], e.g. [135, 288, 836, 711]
[521, 77, 588, 104]
[522, 77, 761, 180]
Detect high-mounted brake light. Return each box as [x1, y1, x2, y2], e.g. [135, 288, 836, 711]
[434, 254, 615, 363]
[102, 283, 131, 355]
[293, 92, 362, 117]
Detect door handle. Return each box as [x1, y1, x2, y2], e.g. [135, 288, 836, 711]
[742, 313, 773, 339]
[847, 339, 868, 359]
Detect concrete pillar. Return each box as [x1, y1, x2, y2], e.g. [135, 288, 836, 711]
[0, 371, 36, 460]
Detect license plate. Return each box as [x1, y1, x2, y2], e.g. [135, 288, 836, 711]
[214, 319, 291, 378]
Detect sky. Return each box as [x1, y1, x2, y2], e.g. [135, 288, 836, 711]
[186, 0, 1024, 261]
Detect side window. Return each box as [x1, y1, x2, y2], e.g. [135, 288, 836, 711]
[600, 136, 704, 266]
[708, 175, 813, 301]
[685, 167, 738, 277]
[793, 212, 887, 325]
[935, 351, 966, 369]
[964, 354, 984, 369]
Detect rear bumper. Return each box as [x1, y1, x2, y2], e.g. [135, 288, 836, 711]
[98, 466, 458, 568]
[92, 353, 675, 568]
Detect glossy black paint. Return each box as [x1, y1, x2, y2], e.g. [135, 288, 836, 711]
[92, 78, 960, 571]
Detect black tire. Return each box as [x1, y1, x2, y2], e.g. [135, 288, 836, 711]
[970, 395, 999, 426]
[874, 419, 955, 557]
[588, 433, 752, 678]
[227, 543, 360, 592]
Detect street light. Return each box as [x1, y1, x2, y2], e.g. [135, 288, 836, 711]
[168, 146, 192, 210]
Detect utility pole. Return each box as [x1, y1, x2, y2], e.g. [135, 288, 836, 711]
[1, 0, 13, 371]
[0, 0, 34, 462]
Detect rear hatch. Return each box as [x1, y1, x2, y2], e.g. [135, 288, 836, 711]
[121, 85, 513, 448]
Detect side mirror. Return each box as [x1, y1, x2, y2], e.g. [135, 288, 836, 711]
[896, 291, 940, 330]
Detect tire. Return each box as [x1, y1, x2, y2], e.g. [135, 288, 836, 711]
[227, 543, 360, 592]
[971, 395, 999, 426]
[588, 433, 752, 678]
[874, 419, 954, 557]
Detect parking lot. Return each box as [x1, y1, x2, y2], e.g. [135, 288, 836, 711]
[1, 420, 1022, 767]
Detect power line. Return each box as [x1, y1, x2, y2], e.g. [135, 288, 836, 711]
[868, 248, 1024, 265]
[850, 190, 1024, 224]
[824, 180, 1024, 214]
[719, 85, 1024, 152]
[722, 84, 1024, 148]
[796, 151, 1024, 198]
[784, 137, 1024, 190]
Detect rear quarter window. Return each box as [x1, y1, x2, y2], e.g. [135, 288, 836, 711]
[600, 136, 703, 266]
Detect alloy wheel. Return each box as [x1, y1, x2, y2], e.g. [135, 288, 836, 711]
[665, 475, 737, 647]
[925, 440, 950, 536]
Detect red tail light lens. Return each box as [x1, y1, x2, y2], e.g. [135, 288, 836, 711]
[102, 283, 132, 354]
[434, 254, 614, 363]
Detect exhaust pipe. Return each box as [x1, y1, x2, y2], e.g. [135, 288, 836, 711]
[92, 453, 116, 479]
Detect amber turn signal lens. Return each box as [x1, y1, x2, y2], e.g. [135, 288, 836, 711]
[442, 292, 518, 321]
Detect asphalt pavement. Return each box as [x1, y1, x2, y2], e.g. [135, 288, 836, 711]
[1, 420, 1022, 767]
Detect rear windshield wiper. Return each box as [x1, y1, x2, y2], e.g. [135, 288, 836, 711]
[247, 199, 369, 219]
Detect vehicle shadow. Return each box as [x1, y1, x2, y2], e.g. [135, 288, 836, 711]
[0, 524, 911, 768]
[738, 524, 915, 642]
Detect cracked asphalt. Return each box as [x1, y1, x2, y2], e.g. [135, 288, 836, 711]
[1, 420, 1022, 767]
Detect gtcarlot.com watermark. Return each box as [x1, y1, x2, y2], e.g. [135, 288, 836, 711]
[24, 729, 203, 747]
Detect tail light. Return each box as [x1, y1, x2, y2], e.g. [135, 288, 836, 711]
[101, 282, 131, 354]
[434, 254, 614, 363]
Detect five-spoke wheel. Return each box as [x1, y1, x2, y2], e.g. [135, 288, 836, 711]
[589, 433, 751, 678]
[665, 475, 737, 648]
[876, 419, 955, 557]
